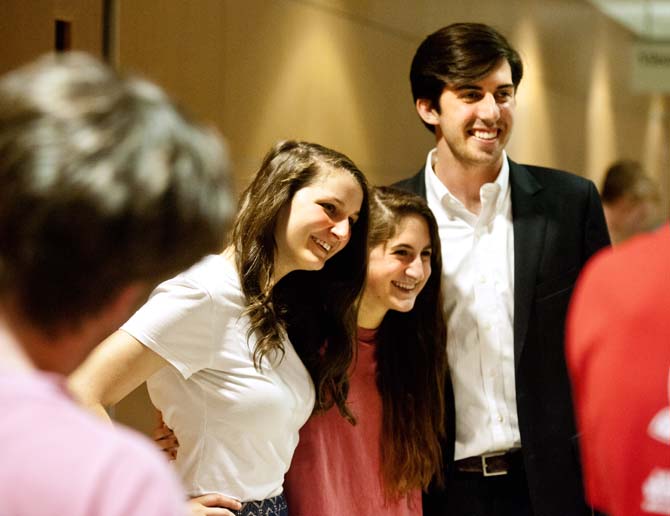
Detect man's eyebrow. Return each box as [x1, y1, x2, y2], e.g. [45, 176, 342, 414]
[454, 83, 515, 91]
[454, 84, 482, 91]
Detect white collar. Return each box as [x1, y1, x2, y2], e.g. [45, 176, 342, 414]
[424, 149, 511, 227]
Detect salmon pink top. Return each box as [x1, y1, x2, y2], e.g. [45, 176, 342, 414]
[284, 327, 422, 515]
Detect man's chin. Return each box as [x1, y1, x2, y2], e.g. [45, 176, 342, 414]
[467, 149, 504, 167]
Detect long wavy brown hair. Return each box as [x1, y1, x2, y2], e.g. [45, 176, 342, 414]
[367, 186, 447, 498]
[231, 140, 369, 419]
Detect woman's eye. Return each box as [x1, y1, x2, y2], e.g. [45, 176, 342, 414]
[320, 203, 336, 214]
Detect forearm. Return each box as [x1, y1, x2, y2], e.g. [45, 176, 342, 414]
[67, 369, 114, 422]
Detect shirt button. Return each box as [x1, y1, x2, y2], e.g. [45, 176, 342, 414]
[497, 415, 504, 423]
[479, 275, 487, 284]
[483, 322, 492, 331]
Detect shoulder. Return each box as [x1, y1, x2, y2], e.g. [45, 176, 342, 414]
[172, 254, 241, 297]
[391, 166, 425, 194]
[122, 254, 244, 371]
[145, 254, 244, 314]
[75, 423, 185, 515]
[580, 224, 670, 291]
[511, 160, 596, 194]
[0, 383, 184, 515]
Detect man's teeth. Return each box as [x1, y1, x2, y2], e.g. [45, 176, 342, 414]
[314, 238, 332, 252]
[473, 130, 497, 140]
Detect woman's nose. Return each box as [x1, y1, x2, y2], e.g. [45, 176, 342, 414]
[331, 218, 350, 239]
[405, 257, 425, 280]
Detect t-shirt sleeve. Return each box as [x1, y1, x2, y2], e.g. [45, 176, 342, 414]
[121, 273, 215, 379]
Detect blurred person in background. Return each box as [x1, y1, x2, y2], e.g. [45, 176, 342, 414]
[0, 51, 234, 516]
[600, 159, 660, 244]
[567, 223, 670, 516]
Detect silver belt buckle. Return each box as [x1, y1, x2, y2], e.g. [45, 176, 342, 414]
[482, 451, 507, 477]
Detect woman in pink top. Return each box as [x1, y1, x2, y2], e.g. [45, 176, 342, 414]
[283, 186, 447, 515]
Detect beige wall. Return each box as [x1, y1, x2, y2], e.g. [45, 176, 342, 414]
[2, 0, 667, 206]
[1, 0, 668, 435]
[0, 1, 104, 69]
[108, 0, 669, 211]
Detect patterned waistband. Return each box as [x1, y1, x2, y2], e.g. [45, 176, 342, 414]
[236, 493, 288, 516]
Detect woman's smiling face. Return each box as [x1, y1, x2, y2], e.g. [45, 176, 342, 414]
[273, 167, 363, 281]
[359, 213, 432, 328]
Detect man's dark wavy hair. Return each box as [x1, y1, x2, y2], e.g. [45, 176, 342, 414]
[410, 22, 523, 132]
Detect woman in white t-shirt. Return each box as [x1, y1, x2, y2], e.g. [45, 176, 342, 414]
[69, 140, 370, 516]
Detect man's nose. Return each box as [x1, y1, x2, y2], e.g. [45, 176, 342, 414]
[477, 93, 500, 122]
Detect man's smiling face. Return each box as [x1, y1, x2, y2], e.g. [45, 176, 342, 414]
[432, 58, 516, 170]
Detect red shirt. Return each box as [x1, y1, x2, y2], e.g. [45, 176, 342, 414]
[567, 224, 670, 516]
[284, 327, 422, 515]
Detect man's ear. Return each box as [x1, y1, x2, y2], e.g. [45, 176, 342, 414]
[108, 281, 150, 322]
[98, 283, 149, 331]
[36, 283, 151, 375]
[416, 98, 440, 126]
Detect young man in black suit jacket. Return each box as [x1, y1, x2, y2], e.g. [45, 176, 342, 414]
[394, 23, 610, 516]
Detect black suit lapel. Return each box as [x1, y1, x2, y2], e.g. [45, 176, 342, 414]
[399, 160, 545, 370]
[393, 167, 426, 198]
[510, 160, 545, 369]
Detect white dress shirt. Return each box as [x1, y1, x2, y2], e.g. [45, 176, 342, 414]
[424, 149, 521, 460]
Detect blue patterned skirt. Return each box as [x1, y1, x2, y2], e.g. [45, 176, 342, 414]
[236, 493, 288, 516]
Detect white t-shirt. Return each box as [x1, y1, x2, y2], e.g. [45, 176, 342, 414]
[122, 254, 315, 502]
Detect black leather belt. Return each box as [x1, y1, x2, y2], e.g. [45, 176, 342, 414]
[454, 449, 522, 476]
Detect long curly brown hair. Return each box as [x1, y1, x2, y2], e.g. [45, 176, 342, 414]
[231, 140, 369, 419]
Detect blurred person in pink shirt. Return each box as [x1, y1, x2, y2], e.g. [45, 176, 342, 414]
[0, 51, 234, 516]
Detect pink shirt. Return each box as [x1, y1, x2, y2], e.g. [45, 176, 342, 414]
[0, 370, 186, 516]
[284, 328, 422, 515]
